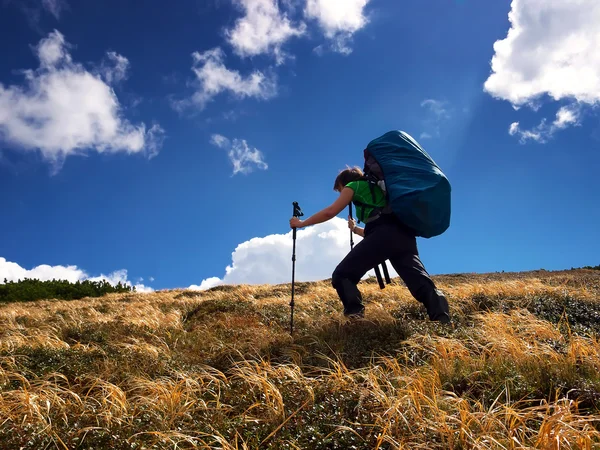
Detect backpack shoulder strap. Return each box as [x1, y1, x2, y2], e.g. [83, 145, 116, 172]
[351, 178, 388, 224]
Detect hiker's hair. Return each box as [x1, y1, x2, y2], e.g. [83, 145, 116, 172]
[334, 166, 364, 191]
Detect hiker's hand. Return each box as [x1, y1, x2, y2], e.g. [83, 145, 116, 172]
[290, 217, 303, 228]
[347, 216, 356, 231]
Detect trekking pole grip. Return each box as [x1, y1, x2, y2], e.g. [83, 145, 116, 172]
[292, 201, 303, 239]
[292, 201, 303, 218]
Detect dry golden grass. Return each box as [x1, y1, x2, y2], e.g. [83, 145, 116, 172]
[0, 269, 599, 449]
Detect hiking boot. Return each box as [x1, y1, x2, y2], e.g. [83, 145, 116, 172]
[418, 287, 451, 323]
[432, 313, 451, 324]
[335, 278, 365, 318]
[429, 291, 451, 323]
[344, 310, 365, 320]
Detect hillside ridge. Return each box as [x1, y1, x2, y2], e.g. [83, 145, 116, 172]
[0, 267, 599, 448]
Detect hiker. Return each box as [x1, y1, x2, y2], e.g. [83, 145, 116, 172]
[289, 165, 451, 323]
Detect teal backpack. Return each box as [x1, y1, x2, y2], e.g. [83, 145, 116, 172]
[363, 130, 451, 238]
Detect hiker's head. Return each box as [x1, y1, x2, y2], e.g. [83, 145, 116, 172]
[334, 166, 363, 192]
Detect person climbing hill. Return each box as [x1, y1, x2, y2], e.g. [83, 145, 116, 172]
[290, 133, 451, 323]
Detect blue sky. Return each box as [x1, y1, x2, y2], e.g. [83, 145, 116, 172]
[1, 0, 599, 292]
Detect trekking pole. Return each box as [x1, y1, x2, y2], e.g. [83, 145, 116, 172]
[381, 261, 392, 285]
[290, 201, 303, 336]
[349, 204, 354, 250]
[374, 264, 385, 289]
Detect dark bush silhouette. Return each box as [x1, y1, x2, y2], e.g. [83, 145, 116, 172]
[0, 278, 134, 303]
[571, 265, 600, 271]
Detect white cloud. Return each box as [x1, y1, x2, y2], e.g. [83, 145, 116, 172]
[36, 29, 71, 67]
[99, 51, 130, 84]
[483, 0, 600, 140]
[421, 99, 450, 119]
[87, 269, 153, 293]
[509, 104, 582, 144]
[192, 217, 395, 290]
[174, 1, 375, 111]
[42, 0, 68, 19]
[143, 124, 166, 159]
[227, 0, 306, 64]
[10, 0, 69, 31]
[312, 44, 325, 56]
[304, 0, 371, 54]
[555, 104, 581, 128]
[188, 277, 222, 291]
[210, 133, 268, 175]
[210, 133, 230, 148]
[177, 47, 277, 111]
[420, 99, 451, 139]
[0, 257, 84, 283]
[0, 30, 164, 172]
[0, 257, 153, 293]
[508, 122, 520, 136]
[330, 35, 353, 55]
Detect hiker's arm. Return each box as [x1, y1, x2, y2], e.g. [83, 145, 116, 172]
[348, 217, 365, 237]
[291, 187, 353, 228]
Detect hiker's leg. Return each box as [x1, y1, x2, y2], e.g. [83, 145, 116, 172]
[389, 253, 450, 322]
[331, 231, 391, 316]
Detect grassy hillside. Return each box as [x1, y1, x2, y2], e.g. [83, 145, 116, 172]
[1, 269, 599, 449]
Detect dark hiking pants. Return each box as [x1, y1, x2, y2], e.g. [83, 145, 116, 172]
[331, 217, 450, 322]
